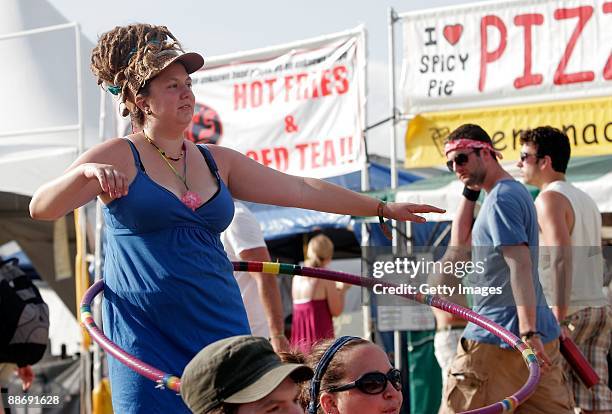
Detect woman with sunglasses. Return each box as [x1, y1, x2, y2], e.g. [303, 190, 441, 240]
[295, 336, 403, 414]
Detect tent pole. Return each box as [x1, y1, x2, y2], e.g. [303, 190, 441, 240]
[387, 6, 405, 373]
[358, 26, 374, 342]
[92, 87, 107, 402]
[74, 23, 91, 414]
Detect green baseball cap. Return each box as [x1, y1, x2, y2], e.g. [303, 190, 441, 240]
[180, 336, 313, 414]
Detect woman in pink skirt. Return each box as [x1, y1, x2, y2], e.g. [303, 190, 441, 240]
[291, 235, 351, 353]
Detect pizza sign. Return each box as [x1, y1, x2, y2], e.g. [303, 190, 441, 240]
[400, 0, 612, 114]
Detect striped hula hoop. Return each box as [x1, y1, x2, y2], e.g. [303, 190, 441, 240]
[80, 261, 541, 413]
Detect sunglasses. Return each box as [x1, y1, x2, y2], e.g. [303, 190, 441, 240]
[327, 368, 402, 395]
[519, 152, 541, 162]
[446, 151, 476, 172]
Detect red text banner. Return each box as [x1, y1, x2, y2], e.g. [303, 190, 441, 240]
[399, 0, 612, 114]
[190, 28, 366, 178]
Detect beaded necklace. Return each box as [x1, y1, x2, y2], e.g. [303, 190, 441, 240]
[145, 136, 202, 211]
[144, 132, 185, 161]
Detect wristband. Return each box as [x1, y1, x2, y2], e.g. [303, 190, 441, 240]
[462, 186, 481, 202]
[377, 201, 392, 240]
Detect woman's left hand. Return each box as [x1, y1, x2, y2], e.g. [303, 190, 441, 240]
[383, 202, 445, 223]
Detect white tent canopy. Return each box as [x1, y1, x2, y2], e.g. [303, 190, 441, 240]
[0, 0, 113, 197]
[0, 0, 114, 312]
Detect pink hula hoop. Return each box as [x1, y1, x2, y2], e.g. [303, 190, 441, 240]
[80, 261, 541, 413]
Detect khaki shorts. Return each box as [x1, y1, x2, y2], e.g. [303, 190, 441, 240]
[565, 306, 612, 411]
[440, 338, 574, 414]
[434, 327, 464, 388]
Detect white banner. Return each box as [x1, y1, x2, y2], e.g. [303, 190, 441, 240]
[189, 27, 366, 178]
[399, 0, 612, 115]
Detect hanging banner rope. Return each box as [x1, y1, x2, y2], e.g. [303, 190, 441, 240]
[80, 261, 541, 414]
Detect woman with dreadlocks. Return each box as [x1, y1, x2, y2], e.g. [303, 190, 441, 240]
[30, 23, 443, 413]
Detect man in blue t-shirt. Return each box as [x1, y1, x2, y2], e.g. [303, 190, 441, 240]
[439, 124, 573, 413]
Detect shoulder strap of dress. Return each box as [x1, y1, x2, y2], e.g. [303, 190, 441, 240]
[196, 144, 220, 179]
[122, 138, 145, 171]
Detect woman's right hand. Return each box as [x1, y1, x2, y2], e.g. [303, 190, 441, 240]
[82, 163, 129, 199]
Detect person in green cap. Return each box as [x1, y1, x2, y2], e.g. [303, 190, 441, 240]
[181, 335, 313, 414]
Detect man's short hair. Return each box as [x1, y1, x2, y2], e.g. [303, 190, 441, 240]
[447, 124, 492, 144]
[519, 126, 571, 173]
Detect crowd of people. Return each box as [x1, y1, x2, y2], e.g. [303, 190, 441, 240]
[25, 23, 441, 414]
[1, 18, 606, 414]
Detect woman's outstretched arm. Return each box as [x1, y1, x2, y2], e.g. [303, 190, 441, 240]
[212, 145, 445, 222]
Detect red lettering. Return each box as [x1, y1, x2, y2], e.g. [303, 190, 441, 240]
[347, 136, 354, 162]
[320, 70, 332, 96]
[295, 143, 308, 170]
[296, 73, 308, 100]
[513, 14, 544, 89]
[234, 84, 247, 110]
[322, 140, 336, 167]
[264, 78, 277, 103]
[311, 142, 321, 168]
[479, 15, 507, 92]
[260, 148, 273, 167]
[310, 77, 320, 98]
[250, 81, 263, 107]
[245, 148, 289, 170]
[604, 3, 612, 80]
[333, 66, 349, 94]
[273, 147, 289, 171]
[553, 6, 594, 85]
[284, 76, 294, 102]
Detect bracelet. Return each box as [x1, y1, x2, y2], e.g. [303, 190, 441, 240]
[377, 201, 392, 240]
[520, 331, 542, 341]
[559, 319, 571, 327]
[462, 186, 481, 202]
[269, 334, 286, 340]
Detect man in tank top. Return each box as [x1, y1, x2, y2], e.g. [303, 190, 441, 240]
[518, 126, 612, 414]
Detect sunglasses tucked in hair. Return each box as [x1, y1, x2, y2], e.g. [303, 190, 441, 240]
[327, 368, 402, 395]
[446, 151, 477, 172]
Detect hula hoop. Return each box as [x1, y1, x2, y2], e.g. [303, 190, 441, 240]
[80, 261, 541, 414]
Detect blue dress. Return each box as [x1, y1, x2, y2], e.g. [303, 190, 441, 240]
[102, 140, 250, 413]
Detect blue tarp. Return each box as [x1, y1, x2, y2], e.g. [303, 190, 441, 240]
[245, 163, 424, 240]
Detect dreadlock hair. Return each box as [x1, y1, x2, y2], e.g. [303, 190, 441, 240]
[519, 126, 571, 173]
[90, 23, 184, 129]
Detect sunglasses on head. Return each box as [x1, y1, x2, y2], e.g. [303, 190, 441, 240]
[327, 368, 402, 395]
[446, 150, 477, 172]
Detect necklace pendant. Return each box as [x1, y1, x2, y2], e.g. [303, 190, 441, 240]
[181, 190, 202, 211]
